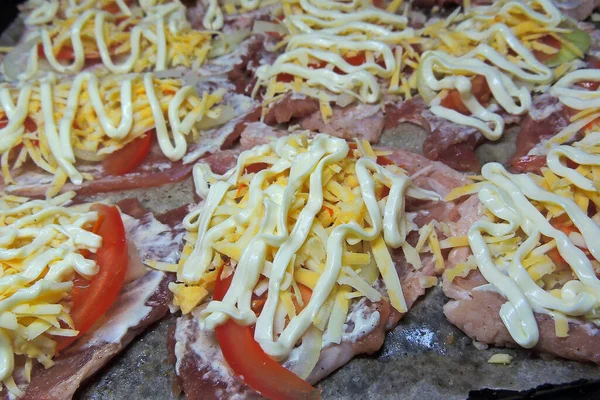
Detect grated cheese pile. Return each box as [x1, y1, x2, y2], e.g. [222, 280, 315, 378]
[0, 72, 225, 196]
[414, 0, 592, 141]
[9, 0, 211, 79]
[0, 192, 101, 398]
[151, 133, 444, 366]
[255, 0, 421, 120]
[22, 0, 146, 25]
[421, 0, 567, 61]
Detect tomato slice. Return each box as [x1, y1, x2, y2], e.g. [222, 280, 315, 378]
[103, 0, 131, 13]
[345, 52, 366, 66]
[292, 284, 312, 312]
[276, 73, 295, 83]
[214, 271, 321, 400]
[102, 131, 153, 175]
[533, 35, 562, 63]
[57, 204, 128, 352]
[587, 55, 600, 69]
[440, 75, 491, 115]
[244, 162, 269, 174]
[0, 116, 37, 132]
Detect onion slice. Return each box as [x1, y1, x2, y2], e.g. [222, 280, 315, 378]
[336, 93, 355, 108]
[74, 148, 107, 162]
[288, 325, 323, 380]
[252, 21, 288, 36]
[3, 38, 38, 81]
[196, 105, 235, 130]
[209, 29, 251, 58]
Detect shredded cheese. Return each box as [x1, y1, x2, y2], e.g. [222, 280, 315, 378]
[0, 192, 101, 395]
[173, 133, 442, 360]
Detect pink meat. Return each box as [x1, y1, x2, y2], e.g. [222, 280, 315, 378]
[264, 93, 320, 125]
[11, 200, 184, 399]
[385, 98, 482, 171]
[509, 94, 570, 174]
[420, 110, 482, 172]
[444, 273, 600, 364]
[265, 96, 386, 143]
[384, 97, 428, 129]
[226, 34, 280, 96]
[553, 0, 600, 21]
[298, 103, 386, 143]
[23, 271, 174, 400]
[443, 194, 600, 364]
[239, 121, 288, 149]
[172, 145, 468, 399]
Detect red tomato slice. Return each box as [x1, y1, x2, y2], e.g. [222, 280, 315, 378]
[292, 284, 312, 312]
[214, 271, 321, 400]
[38, 43, 76, 61]
[244, 162, 269, 174]
[440, 75, 491, 115]
[37, 42, 103, 61]
[277, 73, 295, 83]
[102, 131, 153, 176]
[57, 204, 128, 352]
[576, 81, 600, 91]
[345, 52, 366, 66]
[511, 155, 547, 174]
[532, 35, 562, 63]
[0, 116, 37, 132]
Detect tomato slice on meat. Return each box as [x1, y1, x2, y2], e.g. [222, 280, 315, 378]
[102, 131, 153, 175]
[276, 73, 295, 83]
[244, 162, 269, 174]
[532, 35, 562, 63]
[0, 116, 37, 132]
[37, 42, 103, 61]
[345, 52, 366, 66]
[292, 284, 313, 312]
[57, 204, 128, 352]
[440, 75, 491, 115]
[214, 270, 321, 400]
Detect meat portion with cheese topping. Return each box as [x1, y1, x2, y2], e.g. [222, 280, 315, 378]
[0, 197, 185, 398]
[509, 94, 570, 174]
[170, 138, 468, 399]
[442, 195, 600, 364]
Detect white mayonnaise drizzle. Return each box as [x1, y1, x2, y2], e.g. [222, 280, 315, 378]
[180, 134, 441, 359]
[203, 0, 224, 30]
[24, 0, 60, 25]
[467, 162, 600, 348]
[551, 69, 600, 110]
[461, 0, 562, 29]
[257, 0, 410, 104]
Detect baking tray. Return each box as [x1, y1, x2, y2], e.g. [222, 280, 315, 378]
[2, 2, 600, 399]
